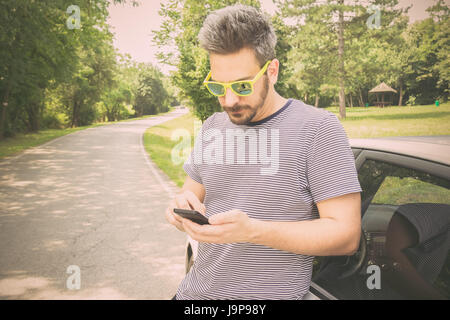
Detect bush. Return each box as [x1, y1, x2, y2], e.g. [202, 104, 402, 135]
[406, 95, 417, 106]
[42, 112, 66, 129]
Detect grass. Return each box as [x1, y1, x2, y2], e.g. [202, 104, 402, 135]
[3, 103, 448, 188]
[0, 126, 96, 159]
[372, 176, 450, 205]
[0, 110, 172, 159]
[143, 103, 450, 189]
[325, 103, 450, 138]
[143, 113, 198, 188]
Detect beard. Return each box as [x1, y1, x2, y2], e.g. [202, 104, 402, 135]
[224, 76, 269, 125]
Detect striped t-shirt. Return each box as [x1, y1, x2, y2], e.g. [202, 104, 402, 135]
[176, 98, 362, 300]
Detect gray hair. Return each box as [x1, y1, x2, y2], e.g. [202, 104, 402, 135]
[198, 4, 277, 67]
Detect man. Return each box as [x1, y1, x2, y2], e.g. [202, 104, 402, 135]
[165, 4, 362, 300]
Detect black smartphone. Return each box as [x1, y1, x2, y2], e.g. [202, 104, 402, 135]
[173, 208, 210, 225]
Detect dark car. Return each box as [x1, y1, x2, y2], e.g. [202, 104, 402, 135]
[185, 136, 450, 300]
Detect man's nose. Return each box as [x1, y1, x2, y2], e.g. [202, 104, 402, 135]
[223, 87, 240, 106]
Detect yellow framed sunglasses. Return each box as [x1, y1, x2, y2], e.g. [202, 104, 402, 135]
[203, 60, 271, 97]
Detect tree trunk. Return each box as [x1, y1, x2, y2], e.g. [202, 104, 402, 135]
[338, 0, 346, 119]
[314, 95, 319, 108]
[71, 100, 79, 128]
[0, 104, 6, 140]
[304, 93, 308, 103]
[26, 103, 40, 132]
[398, 84, 404, 106]
[0, 86, 10, 140]
[359, 88, 364, 107]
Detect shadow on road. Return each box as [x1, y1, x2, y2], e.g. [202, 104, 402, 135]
[0, 111, 188, 299]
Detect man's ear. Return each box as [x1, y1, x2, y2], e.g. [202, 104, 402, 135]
[267, 59, 280, 85]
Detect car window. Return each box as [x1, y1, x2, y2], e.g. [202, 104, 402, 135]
[371, 176, 449, 205]
[312, 158, 449, 300]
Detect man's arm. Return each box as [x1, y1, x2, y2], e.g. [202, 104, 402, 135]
[180, 175, 206, 204]
[249, 192, 361, 256]
[182, 192, 361, 256]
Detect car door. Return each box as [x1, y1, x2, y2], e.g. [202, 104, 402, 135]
[310, 148, 450, 300]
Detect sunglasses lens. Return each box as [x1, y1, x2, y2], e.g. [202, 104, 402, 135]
[207, 83, 225, 96]
[232, 82, 252, 96]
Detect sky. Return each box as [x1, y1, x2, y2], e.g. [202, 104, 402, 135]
[106, 0, 449, 74]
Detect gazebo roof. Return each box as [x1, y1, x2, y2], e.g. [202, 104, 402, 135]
[369, 82, 397, 93]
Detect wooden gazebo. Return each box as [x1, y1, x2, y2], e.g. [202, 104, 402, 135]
[369, 82, 397, 107]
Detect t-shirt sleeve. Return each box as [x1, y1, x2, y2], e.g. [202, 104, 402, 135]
[183, 146, 202, 184]
[182, 114, 217, 185]
[306, 113, 362, 203]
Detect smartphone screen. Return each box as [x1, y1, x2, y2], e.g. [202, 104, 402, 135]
[173, 208, 210, 225]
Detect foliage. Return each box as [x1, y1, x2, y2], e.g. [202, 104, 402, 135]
[2, 0, 448, 136]
[153, 0, 262, 122]
[275, 0, 408, 115]
[154, 0, 450, 120]
[0, 0, 175, 138]
[134, 64, 171, 117]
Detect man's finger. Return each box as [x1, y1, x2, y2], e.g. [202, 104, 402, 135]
[175, 193, 192, 210]
[208, 210, 241, 225]
[166, 207, 185, 232]
[184, 190, 206, 215]
[182, 218, 224, 241]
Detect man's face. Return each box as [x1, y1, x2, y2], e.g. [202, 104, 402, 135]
[209, 48, 270, 125]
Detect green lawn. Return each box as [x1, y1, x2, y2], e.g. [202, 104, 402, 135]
[0, 126, 96, 159]
[0, 111, 168, 159]
[144, 103, 450, 188]
[143, 113, 197, 188]
[3, 104, 448, 189]
[372, 176, 450, 205]
[326, 103, 450, 138]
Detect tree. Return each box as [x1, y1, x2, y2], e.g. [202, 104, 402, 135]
[276, 0, 407, 116]
[103, 82, 132, 122]
[427, 0, 450, 101]
[153, 0, 261, 122]
[345, 3, 410, 106]
[403, 10, 449, 105]
[277, 3, 338, 107]
[0, 0, 139, 138]
[134, 64, 170, 117]
[269, 13, 302, 101]
[64, 29, 117, 127]
[0, 0, 78, 137]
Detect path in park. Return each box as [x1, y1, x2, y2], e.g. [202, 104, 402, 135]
[0, 109, 189, 299]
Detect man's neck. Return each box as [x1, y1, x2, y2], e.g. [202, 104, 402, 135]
[251, 90, 288, 123]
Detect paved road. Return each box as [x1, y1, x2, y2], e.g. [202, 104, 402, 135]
[0, 109, 189, 299]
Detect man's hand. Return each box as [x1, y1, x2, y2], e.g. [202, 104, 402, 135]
[182, 209, 255, 244]
[165, 190, 206, 232]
